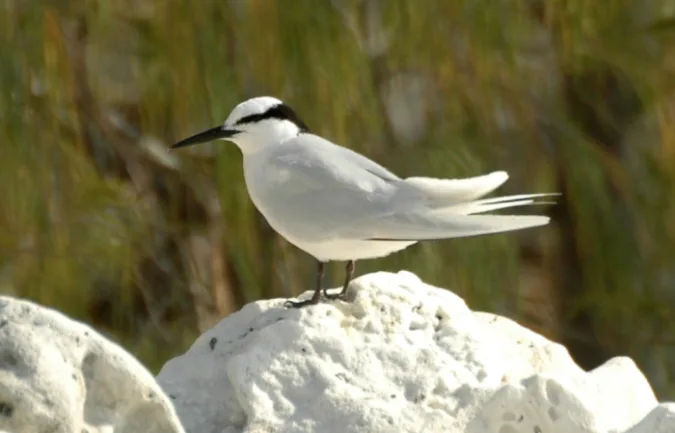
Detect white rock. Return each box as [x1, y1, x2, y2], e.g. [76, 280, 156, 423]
[625, 403, 675, 433]
[0, 296, 185, 433]
[157, 271, 672, 433]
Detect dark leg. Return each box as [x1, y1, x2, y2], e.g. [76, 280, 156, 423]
[285, 261, 325, 308]
[325, 260, 355, 300]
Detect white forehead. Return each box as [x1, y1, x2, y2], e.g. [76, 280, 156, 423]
[225, 96, 283, 125]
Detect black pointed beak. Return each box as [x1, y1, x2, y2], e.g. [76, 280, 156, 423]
[172, 126, 239, 149]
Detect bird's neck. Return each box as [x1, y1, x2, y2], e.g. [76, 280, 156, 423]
[234, 120, 301, 155]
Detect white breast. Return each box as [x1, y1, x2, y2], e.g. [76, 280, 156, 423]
[243, 154, 301, 239]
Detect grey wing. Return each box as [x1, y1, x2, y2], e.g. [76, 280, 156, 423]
[330, 142, 401, 182]
[257, 135, 414, 241]
[259, 135, 551, 244]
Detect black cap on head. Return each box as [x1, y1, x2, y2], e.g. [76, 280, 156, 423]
[235, 103, 310, 133]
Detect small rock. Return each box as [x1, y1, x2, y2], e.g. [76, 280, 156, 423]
[0, 296, 184, 433]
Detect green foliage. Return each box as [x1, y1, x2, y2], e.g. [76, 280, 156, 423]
[2, 0, 675, 397]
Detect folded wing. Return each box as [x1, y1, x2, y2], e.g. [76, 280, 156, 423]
[264, 135, 556, 243]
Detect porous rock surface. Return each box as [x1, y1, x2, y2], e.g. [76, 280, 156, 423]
[0, 296, 185, 433]
[157, 271, 675, 433]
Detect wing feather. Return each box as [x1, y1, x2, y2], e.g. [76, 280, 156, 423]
[253, 134, 554, 243]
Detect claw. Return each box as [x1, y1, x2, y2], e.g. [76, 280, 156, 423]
[323, 284, 350, 301]
[284, 286, 322, 309]
[284, 299, 318, 309]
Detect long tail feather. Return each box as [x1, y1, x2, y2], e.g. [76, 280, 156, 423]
[433, 192, 560, 215]
[362, 212, 551, 241]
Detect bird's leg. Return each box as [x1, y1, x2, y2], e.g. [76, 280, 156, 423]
[341, 260, 355, 297]
[325, 260, 354, 301]
[322, 262, 339, 297]
[285, 261, 325, 308]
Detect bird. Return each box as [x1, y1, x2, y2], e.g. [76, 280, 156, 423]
[172, 96, 557, 308]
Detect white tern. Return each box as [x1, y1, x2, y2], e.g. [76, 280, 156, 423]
[172, 96, 557, 307]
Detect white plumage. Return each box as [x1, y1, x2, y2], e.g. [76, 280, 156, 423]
[173, 96, 557, 306]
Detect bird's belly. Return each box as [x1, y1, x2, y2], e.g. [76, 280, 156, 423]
[287, 237, 417, 262]
[249, 193, 416, 261]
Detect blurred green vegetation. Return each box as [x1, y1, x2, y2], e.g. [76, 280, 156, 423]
[2, 0, 675, 397]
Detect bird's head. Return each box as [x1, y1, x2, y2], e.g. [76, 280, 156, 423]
[172, 96, 310, 154]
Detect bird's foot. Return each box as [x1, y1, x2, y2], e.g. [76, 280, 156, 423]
[284, 289, 322, 309]
[284, 283, 351, 308]
[284, 299, 316, 309]
[323, 286, 350, 301]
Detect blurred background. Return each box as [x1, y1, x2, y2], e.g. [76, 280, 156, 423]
[2, 0, 675, 397]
